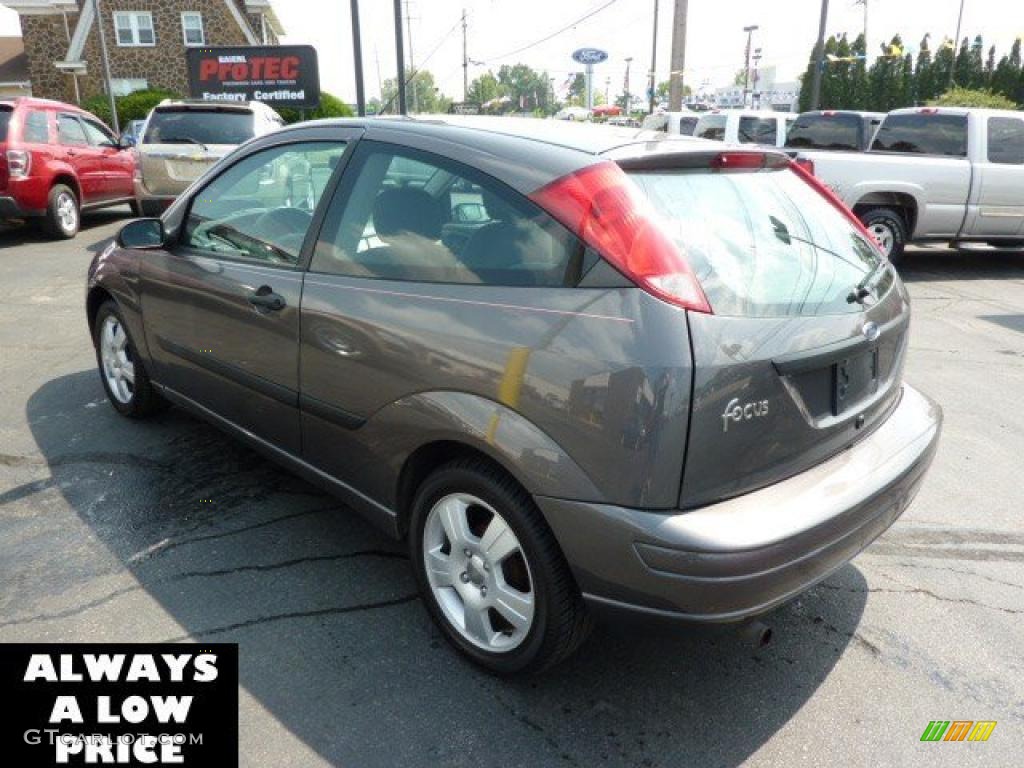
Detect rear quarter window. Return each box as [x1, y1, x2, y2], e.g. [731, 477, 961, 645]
[871, 113, 968, 157]
[22, 111, 50, 143]
[695, 116, 727, 141]
[785, 114, 861, 151]
[987, 117, 1024, 165]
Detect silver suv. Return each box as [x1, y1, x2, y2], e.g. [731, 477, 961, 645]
[88, 117, 941, 674]
[133, 99, 284, 216]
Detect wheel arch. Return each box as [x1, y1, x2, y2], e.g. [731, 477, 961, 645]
[852, 191, 919, 236]
[86, 285, 115, 336]
[51, 173, 82, 204]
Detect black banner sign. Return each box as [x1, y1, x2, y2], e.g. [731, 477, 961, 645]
[186, 45, 320, 109]
[1, 644, 238, 766]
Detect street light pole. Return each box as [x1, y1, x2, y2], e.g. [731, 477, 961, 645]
[624, 56, 632, 115]
[809, 0, 830, 110]
[350, 0, 366, 116]
[742, 25, 758, 109]
[648, 0, 658, 114]
[93, 0, 119, 134]
[949, 0, 966, 89]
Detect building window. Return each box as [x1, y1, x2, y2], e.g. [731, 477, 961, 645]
[111, 78, 148, 97]
[181, 12, 205, 46]
[114, 12, 156, 47]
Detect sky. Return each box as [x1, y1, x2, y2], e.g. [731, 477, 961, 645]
[2, 0, 1022, 102]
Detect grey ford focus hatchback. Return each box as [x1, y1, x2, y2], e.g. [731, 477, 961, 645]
[87, 116, 941, 674]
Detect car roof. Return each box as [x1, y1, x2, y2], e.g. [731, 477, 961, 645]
[1, 96, 85, 111]
[154, 98, 277, 114]
[887, 106, 1022, 118]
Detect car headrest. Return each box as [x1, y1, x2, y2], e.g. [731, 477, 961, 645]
[373, 187, 443, 240]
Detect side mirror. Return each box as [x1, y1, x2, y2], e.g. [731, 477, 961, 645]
[117, 218, 165, 249]
[119, 135, 136, 149]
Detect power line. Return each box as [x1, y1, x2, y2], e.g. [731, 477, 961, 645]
[381, 14, 465, 114]
[484, 0, 623, 63]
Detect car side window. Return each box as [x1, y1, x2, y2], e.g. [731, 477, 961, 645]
[181, 141, 347, 267]
[310, 142, 582, 287]
[81, 119, 116, 147]
[23, 111, 50, 144]
[695, 116, 727, 140]
[738, 117, 777, 145]
[58, 114, 88, 146]
[987, 117, 1024, 165]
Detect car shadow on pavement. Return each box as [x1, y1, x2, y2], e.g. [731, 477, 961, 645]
[18, 370, 868, 768]
[899, 247, 1024, 283]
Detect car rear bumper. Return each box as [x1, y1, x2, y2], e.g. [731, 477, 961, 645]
[535, 384, 942, 624]
[0, 195, 42, 219]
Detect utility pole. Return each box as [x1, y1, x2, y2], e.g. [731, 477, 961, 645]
[462, 8, 468, 102]
[809, 0, 830, 110]
[624, 57, 632, 114]
[93, 0, 119, 134]
[949, 0, 966, 89]
[605, 76, 611, 105]
[668, 0, 688, 110]
[855, 0, 869, 61]
[350, 0, 366, 116]
[393, 0, 407, 115]
[405, 0, 417, 112]
[752, 47, 762, 109]
[742, 25, 758, 108]
[648, 0, 659, 113]
[374, 46, 384, 113]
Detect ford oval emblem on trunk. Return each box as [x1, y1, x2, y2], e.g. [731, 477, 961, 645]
[862, 321, 880, 342]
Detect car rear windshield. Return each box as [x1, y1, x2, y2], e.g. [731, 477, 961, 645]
[628, 167, 885, 317]
[694, 115, 727, 140]
[870, 113, 968, 157]
[143, 108, 255, 146]
[785, 113, 862, 151]
[0, 106, 11, 142]
[678, 116, 699, 135]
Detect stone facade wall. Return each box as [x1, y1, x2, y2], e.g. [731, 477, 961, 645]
[19, 1, 279, 103]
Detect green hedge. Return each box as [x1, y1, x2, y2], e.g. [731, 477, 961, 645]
[277, 92, 354, 124]
[82, 88, 180, 129]
[928, 87, 1019, 110]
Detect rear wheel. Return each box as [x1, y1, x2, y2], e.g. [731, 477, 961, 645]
[409, 458, 592, 675]
[43, 184, 79, 239]
[92, 300, 165, 418]
[129, 199, 143, 217]
[859, 207, 907, 264]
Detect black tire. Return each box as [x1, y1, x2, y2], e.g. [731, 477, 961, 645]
[409, 458, 592, 675]
[129, 199, 143, 217]
[859, 207, 908, 264]
[42, 183, 80, 239]
[92, 300, 165, 418]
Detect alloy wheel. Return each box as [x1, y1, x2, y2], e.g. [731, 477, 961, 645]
[99, 315, 135, 404]
[422, 492, 535, 652]
[868, 222, 894, 258]
[57, 192, 78, 234]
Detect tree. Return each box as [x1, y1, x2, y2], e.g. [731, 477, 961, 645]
[915, 34, 937, 105]
[929, 86, 1017, 109]
[83, 88, 179, 128]
[567, 73, 587, 106]
[866, 35, 909, 111]
[381, 69, 450, 114]
[467, 71, 501, 106]
[496, 63, 552, 112]
[277, 92, 354, 124]
[991, 39, 1021, 103]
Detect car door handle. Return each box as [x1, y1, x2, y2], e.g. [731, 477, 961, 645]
[248, 287, 286, 311]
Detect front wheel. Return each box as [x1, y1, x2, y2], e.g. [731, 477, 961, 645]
[92, 300, 165, 418]
[859, 207, 907, 264]
[409, 458, 592, 675]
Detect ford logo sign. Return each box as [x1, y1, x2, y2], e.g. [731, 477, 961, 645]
[572, 48, 609, 65]
[862, 321, 880, 342]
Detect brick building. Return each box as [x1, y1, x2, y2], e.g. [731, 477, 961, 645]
[6, 0, 283, 104]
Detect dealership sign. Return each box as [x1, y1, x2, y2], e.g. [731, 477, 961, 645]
[571, 48, 609, 65]
[186, 46, 320, 109]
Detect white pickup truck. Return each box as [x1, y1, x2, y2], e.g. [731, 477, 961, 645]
[791, 107, 1024, 262]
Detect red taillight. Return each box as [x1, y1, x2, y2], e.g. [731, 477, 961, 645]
[6, 149, 30, 178]
[918, 108, 939, 115]
[788, 159, 884, 257]
[794, 156, 815, 176]
[530, 162, 711, 313]
[822, 110, 837, 116]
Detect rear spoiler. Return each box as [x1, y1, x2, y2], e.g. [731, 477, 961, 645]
[614, 149, 790, 172]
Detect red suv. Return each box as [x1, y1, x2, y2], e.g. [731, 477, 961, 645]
[1, 98, 137, 238]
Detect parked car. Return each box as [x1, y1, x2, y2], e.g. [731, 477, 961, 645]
[694, 109, 797, 148]
[790, 107, 1024, 262]
[87, 116, 941, 674]
[1, 97, 137, 238]
[134, 99, 284, 216]
[641, 110, 701, 136]
[554, 106, 591, 121]
[119, 119, 147, 148]
[785, 110, 885, 152]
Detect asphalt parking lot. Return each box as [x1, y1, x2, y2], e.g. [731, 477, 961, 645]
[1, 209, 1022, 767]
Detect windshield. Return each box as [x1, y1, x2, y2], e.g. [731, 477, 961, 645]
[143, 109, 255, 146]
[629, 168, 886, 317]
[0, 106, 11, 142]
[785, 114, 862, 151]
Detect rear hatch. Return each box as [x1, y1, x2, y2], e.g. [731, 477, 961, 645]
[623, 152, 909, 508]
[0, 104, 12, 192]
[139, 106, 255, 195]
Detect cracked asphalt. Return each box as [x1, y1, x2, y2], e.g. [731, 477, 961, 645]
[1, 210, 1022, 767]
